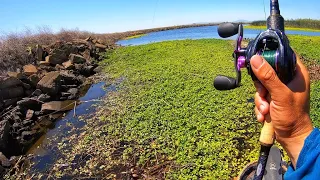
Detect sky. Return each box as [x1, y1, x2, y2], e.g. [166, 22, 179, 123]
[0, 0, 319, 34]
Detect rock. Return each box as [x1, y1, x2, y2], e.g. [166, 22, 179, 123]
[38, 94, 51, 102]
[34, 111, 42, 116]
[39, 61, 51, 66]
[7, 72, 25, 80]
[59, 97, 68, 101]
[82, 49, 91, 62]
[0, 152, 10, 167]
[0, 77, 22, 89]
[0, 121, 11, 153]
[59, 70, 79, 85]
[9, 156, 19, 166]
[95, 43, 107, 52]
[67, 88, 78, 100]
[93, 66, 102, 73]
[25, 109, 34, 120]
[55, 64, 65, 70]
[28, 74, 41, 87]
[49, 113, 63, 120]
[37, 71, 61, 95]
[82, 65, 95, 76]
[3, 97, 21, 107]
[23, 64, 38, 76]
[76, 44, 86, 52]
[17, 98, 42, 110]
[32, 89, 42, 97]
[36, 44, 43, 61]
[62, 60, 74, 70]
[22, 120, 33, 126]
[95, 43, 107, 49]
[12, 123, 20, 130]
[21, 131, 37, 141]
[41, 100, 76, 112]
[0, 86, 24, 100]
[22, 82, 31, 90]
[45, 49, 68, 65]
[38, 119, 53, 127]
[61, 92, 71, 97]
[85, 37, 93, 41]
[69, 54, 86, 64]
[25, 89, 33, 97]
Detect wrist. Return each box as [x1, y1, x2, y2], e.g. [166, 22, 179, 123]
[277, 122, 313, 168]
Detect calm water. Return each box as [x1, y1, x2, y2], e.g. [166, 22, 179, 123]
[27, 81, 119, 175]
[117, 26, 320, 46]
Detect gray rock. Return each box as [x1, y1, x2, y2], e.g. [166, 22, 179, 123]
[17, 98, 42, 110]
[93, 66, 102, 73]
[22, 83, 31, 90]
[3, 97, 21, 108]
[0, 77, 22, 89]
[0, 86, 24, 100]
[21, 131, 36, 141]
[37, 94, 51, 102]
[67, 88, 78, 100]
[0, 121, 11, 153]
[32, 89, 42, 97]
[0, 152, 10, 167]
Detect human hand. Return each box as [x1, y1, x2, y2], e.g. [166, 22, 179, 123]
[250, 55, 314, 167]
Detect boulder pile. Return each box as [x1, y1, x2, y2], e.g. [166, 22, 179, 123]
[0, 37, 109, 169]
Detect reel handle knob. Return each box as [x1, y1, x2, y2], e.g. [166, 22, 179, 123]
[218, 23, 239, 38]
[214, 75, 238, 90]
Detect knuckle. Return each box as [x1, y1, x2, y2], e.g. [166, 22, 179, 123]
[263, 67, 277, 82]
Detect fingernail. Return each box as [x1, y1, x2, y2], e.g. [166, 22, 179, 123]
[259, 105, 265, 113]
[251, 55, 264, 69]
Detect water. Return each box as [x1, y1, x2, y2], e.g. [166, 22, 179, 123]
[117, 25, 320, 46]
[27, 81, 118, 173]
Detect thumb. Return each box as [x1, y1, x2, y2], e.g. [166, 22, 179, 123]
[250, 55, 288, 97]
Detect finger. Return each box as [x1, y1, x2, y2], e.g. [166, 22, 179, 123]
[254, 92, 270, 115]
[255, 106, 264, 123]
[250, 55, 289, 98]
[254, 82, 268, 97]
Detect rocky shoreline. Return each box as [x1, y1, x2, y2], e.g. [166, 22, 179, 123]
[0, 37, 112, 174]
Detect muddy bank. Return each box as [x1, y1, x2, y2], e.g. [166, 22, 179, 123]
[0, 37, 110, 176]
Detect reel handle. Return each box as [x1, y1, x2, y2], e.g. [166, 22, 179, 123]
[217, 23, 240, 38]
[213, 75, 238, 90]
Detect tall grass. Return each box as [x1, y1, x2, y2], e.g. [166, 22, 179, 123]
[0, 27, 99, 75]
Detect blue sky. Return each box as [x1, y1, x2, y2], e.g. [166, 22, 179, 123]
[0, 0, 319, 34]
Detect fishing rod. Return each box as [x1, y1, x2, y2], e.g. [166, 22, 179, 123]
[214, 0, 296, 180]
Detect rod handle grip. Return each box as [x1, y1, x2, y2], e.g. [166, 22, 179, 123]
[259, 118, 275, 146]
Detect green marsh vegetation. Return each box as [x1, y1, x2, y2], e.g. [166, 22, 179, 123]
[44, 36, 320, 179]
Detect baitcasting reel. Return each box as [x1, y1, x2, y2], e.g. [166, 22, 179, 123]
[214, 0, 296, 91]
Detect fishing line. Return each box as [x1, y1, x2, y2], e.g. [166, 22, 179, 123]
[262, 0, 267, 21]
[152, 0, 159, 24]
